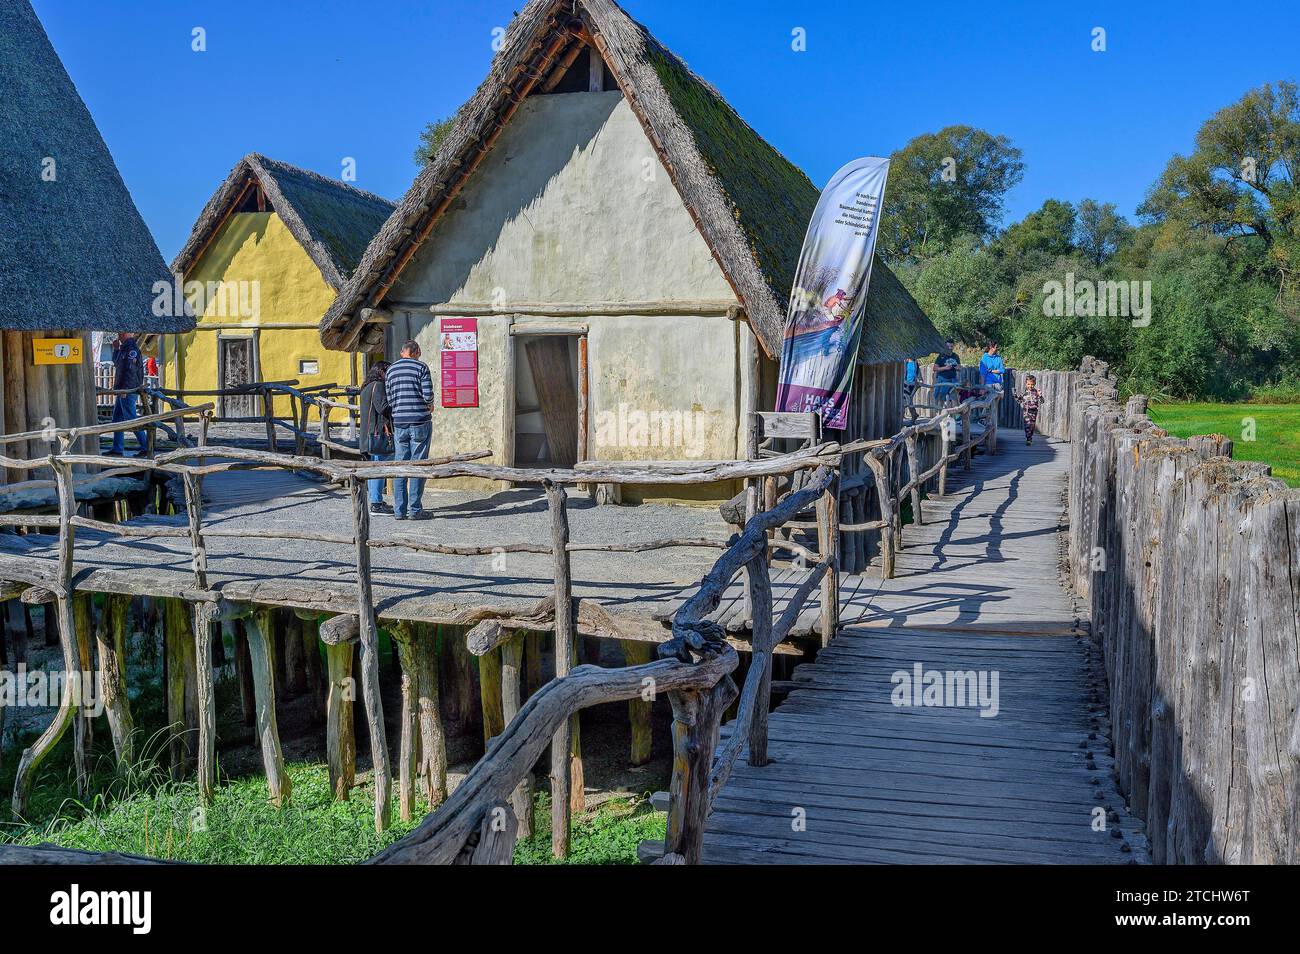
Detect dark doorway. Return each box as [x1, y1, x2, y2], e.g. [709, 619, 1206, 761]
[515, 334, 583, 468]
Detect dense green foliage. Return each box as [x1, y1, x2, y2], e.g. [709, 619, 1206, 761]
[1149, 403, 1300, 486]
[883, 81, 1300, 402]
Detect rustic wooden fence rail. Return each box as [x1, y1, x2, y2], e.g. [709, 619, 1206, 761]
[741, 390, 1001, 587]
[1064, 356, 1299, 864]
[100, 380, 361, 458]
[0, 415, 841, 857]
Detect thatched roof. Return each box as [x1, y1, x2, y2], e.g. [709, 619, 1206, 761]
[318, 0, 941, 362]
[0, 0, 191, 333]
[171, 154, 396, 288]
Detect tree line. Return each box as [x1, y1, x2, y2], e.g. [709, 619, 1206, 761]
[880, 80, 1300, 402]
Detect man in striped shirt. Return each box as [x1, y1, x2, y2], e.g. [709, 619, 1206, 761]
[384, 339, 434, 519]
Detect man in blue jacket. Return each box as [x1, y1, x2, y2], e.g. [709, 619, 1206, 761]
[107, 332, 150, 457]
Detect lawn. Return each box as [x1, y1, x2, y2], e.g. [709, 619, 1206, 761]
[1148, 402, 1299, 487]
[0, 753, 663, 865]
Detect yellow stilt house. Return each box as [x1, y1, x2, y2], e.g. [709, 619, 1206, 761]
[167, 154, 394, 416]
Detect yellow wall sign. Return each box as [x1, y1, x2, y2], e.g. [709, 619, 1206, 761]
[32, 338, 84, 365]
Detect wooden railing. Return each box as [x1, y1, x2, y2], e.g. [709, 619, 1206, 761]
[745, 390, 1001, 594]
[0, 419, 840, 856]
[364, 466, 837, 864]
[98, 380, 361, 458]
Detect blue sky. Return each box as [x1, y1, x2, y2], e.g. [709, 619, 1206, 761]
[33, 0, 1300, 261]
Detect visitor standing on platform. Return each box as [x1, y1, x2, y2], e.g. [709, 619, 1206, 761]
[384, 340, 434, 519]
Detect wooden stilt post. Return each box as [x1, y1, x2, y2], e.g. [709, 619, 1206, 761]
[621, 639, 654, 767]
[745, 556, 774, 768]
[500, 631, 533, 839]
[349, 476, 390, 833]
[412, 623, 448, 807]
[12, 460, 80, 818]
[98, 593, 135, 766]
[865, 452, 895, 579]
[234, 620, 256, 728]
[544, 479, 582, 858]
[72, 592, 94, 796]
[163, 597, 198, 778]
[245, 606, 290, 807]
[816, 475, 840, 645]
[663, 675, 738, 865]
[905, 430, 923, 527]
[479, 645, 505, 744]
[323, 638, 356, 801]
[395, 626, 418, 823]
[193, 602, 217, 802]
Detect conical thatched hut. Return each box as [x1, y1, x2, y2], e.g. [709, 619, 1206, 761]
[319, 0, 941, 497]
[167, 154, 395, 417]
[0, 0, 193, 468]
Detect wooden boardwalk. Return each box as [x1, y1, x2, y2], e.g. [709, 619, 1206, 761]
[704, 431, 1148, 864]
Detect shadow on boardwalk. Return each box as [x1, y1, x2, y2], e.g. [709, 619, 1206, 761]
[704, 431, 1149, 864]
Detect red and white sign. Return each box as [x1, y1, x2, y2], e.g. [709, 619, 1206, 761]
[439, 317, 479, 408]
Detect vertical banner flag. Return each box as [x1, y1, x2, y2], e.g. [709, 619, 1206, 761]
[775, 157, 889, 429]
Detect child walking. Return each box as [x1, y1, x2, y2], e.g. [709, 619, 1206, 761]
[1018, 375, 1044, 445]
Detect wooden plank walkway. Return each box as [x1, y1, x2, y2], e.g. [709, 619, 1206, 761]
[704, 430, 1148, 864]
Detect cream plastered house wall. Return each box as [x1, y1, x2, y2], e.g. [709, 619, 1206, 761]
[167, 211, 356, 418]
[386, 91, 754, 498]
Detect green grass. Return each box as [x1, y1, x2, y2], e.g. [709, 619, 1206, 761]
[1148, 402, 1300, 487]
[1, 752, 664, 865]
[4, 763, 420, 864]
[512, 793, 665, 865]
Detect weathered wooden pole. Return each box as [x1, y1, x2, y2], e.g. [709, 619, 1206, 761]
[544, 479, 582, 858]
[663, 674, 738, 865]
[319, 614, 358, 801]
[193, 602, 217, 802]
[245, 606, 290, 807]
[745, 554, 774, 767]
[11, 460, 80, 818]
[163, 597, 198, 778]
[865, 452, 894, 579]
[72, 592, 94, 795]
[499, 631, 533, 839]
[98, 593, 135, 766]
[621, 639, 654, 767]
[816, 474, 840, 644]
[479, 645, 505, 744]
[407, 622, 448, 808]
[349, 475, 391, 833]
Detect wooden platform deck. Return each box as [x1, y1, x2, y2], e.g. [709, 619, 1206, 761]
[703, 431, 1148, 864]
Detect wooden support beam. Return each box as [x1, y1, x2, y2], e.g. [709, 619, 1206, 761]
[72, 592, 93, 797]
[12, 460, 81, 818]
[324, 640, 356, 801]
[349, 476, 391, 833]
[479, 645, 505, 745]
[621, 639, 654, 767]
[544, 480, 582, 858]
[193, 601, 217, 801]
[245, 607, 291, 807]
[663, 675, 738, 865]
[163, 597, 198, 778]
[817, 476, 841, 644]
[500, 632, 532, 839]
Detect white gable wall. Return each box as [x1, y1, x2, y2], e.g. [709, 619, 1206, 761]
[385, 91, 751, 488]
